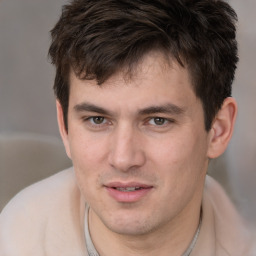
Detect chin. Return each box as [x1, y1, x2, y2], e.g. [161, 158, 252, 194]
[103, 213, 159, 236]
[110, 224, 152, 236]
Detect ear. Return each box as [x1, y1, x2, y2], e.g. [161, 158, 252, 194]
[56, 100, 71, 159]
[207, 97, 237, 159]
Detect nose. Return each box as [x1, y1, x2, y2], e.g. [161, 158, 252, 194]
[108, 124, 146, 172]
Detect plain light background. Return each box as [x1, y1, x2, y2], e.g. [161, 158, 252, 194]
[0, 0, 255, 225]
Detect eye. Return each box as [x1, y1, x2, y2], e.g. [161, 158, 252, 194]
[89, 116, 106, 125]
[82, 115, 112, 131]
[148, 117, 168, 126]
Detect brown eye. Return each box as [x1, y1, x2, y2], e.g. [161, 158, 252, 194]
[149, 117, 167, 126]
[91, 116, 105, 124]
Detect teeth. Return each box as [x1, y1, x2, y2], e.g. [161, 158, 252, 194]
[116, 187, 141, 192]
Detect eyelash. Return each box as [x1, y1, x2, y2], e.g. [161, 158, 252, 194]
[147, 117, 174, 126]
[83, 116, 110, 128]
[82, 116, 175, 130]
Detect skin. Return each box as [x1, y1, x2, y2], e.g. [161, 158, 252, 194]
[57, 52, 237, 256]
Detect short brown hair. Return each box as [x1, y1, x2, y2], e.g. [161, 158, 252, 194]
[49, 0, 238, 131]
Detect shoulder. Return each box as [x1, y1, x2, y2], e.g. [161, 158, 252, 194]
[0, 168, 86, 255]
[202, 176, 254, 255]
[1, 168, 78, 217]
[204, 175, 245, 227]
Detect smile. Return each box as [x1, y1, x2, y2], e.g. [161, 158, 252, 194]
[115, 187, 143, 192]
[105, 183, 153, 203]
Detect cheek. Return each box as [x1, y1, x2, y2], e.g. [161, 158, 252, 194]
[149, 136, 192, 167]
[150, 132, 208, 182]
[67, 132, 108, 191]
[152, 136, 208, 211]
[71, 146, 103, 204]
[69, 128, 107, 164]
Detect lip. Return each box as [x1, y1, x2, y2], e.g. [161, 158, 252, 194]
[104, 182, 153, 203]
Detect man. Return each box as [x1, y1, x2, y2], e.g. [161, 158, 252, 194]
[0, 0, 254, 255]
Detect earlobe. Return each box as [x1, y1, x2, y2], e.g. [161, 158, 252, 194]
[207, 97, 237, 159]
[56, 100, 71, 159]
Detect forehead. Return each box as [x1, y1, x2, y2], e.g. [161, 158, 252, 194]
[68, 52, 196, 109]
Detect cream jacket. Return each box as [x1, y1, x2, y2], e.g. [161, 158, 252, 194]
[0, 168, 254, 255]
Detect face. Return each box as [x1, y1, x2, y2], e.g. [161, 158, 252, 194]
[59, 53, 212, 237]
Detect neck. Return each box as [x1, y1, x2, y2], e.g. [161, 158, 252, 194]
[89, 202, 202, 256]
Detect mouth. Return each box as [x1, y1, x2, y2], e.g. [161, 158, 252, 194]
[104, 183, 153, 203]
[114, 187, 144, 192]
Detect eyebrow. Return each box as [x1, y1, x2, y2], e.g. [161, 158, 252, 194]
[138, 104, 185, 116]
[74, 103, 114, 116]
[73, 102, 185, 116]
